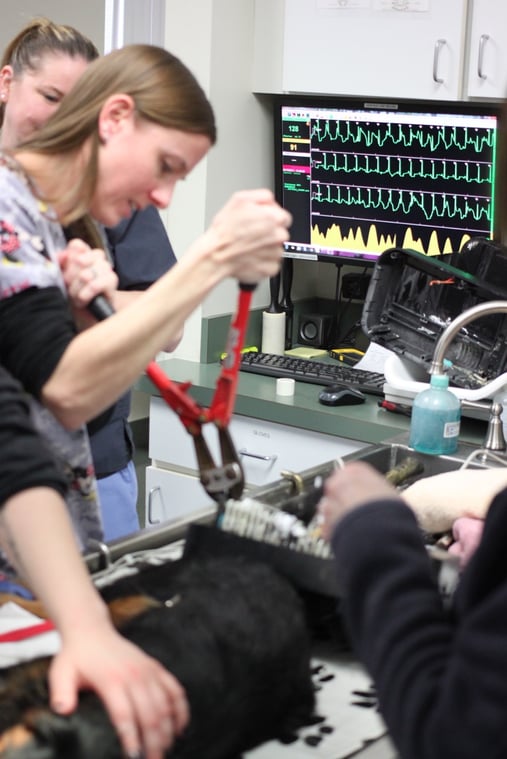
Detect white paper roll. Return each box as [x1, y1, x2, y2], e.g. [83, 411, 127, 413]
[261, 310, 286, 355]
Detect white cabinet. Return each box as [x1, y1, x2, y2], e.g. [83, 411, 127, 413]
[145, 466, 212, 526]
[146, 396, 365, 526]
[253, 0, 468, 100]
[465, 1, 507, 99]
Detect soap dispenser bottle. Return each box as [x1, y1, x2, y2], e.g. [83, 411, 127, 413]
[409, 373, 461, 455]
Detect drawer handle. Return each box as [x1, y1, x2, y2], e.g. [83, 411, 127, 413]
[432, 38, 446, 84]
[147, 486, 162, 525]
[477, 34, 490, 80]
[238, 448, 278, 463]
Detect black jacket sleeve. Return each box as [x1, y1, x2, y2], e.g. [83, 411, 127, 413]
[0, 286, 76, 399]
[0, 365, 67, 505]
[332, 495, 507, 759]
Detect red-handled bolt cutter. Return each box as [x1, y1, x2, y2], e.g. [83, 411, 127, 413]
[89, 283, 255, 509]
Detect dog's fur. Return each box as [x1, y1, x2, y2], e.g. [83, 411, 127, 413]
[0, 555, 317, 758]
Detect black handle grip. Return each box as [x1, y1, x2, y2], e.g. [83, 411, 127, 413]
[239, 282, 257, 292]
[280, 258, 294, 349]
[88, 294, 115, 321]
[281, 258, 293, 309]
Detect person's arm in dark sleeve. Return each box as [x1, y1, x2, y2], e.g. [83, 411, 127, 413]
[332, 497, 507, 759]
[0, 286, 76, 400]
[0, 365, 67, 505]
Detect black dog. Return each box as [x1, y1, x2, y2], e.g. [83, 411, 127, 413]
[0, 555, 317, 758]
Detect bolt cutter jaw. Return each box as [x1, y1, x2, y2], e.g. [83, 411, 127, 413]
[193, 426, 245, 506]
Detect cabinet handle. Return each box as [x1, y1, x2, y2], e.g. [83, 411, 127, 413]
[432, 38, 446, 84]
[477, 34, 490, 80]
[147, 486, 162, 525]
[238, 448, 278, 462]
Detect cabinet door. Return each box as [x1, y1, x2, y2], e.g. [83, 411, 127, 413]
[254, 0, 467, 100]
[149, 397, 224, 472]
[145, 465, 213, 527]
[466, 1, 507, 99]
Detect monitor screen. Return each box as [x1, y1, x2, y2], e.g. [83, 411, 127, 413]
[274, 95, 501, 266]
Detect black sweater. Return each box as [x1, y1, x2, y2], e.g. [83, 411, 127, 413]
[332, 490, 507, 759]
[0, 364, 66, 507]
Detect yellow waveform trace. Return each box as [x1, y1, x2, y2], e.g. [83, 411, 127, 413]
[401, 228, 471, 255]
[312, 223, 471, 257]
[312, 223, 396, 254]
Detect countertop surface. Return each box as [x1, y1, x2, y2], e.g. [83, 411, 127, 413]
[136, 357, 487, 447]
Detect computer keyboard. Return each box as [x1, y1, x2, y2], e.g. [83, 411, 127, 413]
[239, 352, 385, 397]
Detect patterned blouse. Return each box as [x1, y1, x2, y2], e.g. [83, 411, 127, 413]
[0, 153, 103, 571]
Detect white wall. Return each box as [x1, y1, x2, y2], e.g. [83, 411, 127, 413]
[0, 0, 105, 54]
[162, 0, 274, 360]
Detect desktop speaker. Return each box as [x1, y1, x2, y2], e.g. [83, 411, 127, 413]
[297, 313, 333, 347]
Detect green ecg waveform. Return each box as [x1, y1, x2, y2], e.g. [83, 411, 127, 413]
[312, 120, 495, 154]
[313, 185, 491, 223]
[314, 153, 492, 184]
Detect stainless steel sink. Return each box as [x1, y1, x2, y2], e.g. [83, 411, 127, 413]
[340, 440, 489, 483]
[251, 437, 492, 513]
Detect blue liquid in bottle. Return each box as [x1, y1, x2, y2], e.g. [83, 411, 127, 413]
[409, 374, 461, 455]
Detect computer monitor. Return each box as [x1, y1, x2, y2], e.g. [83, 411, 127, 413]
[274, 94, 501, 266]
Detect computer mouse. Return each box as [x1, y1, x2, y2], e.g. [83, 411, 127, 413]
[318, 385, 366, 406]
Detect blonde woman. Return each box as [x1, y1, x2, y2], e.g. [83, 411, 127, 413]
[0, 18, 180, 540]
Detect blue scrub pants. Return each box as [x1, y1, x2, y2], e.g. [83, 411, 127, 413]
[97, 460, 140, 541]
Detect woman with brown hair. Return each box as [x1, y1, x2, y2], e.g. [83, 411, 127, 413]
[0, 18, 181, 541]
[0, 40, 288, 554]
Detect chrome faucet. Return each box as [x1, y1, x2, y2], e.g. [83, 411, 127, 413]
[430, 300, 507, 376]
[483, 402, 506, 452]
[430, 300, 507, 453]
